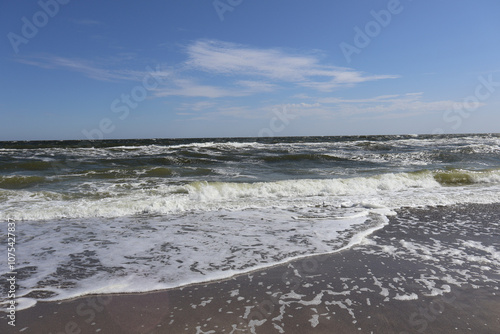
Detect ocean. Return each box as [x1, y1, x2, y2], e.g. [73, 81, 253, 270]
[1, 133, 500, 311]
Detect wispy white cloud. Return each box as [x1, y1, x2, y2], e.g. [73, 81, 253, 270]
[178, 105, 259, 121]
[318, 93, 418, 104]
[16, 39, 398, 100]
[153, 78, 246, 98]
[252, 92, 485, 124]
[185, 39, 398, 91]
[176, 92, 473, 123]
[16, 55, 170, 82]
[153, 77, 277, 99]
[177, 101, 217, 111]
[318, 93, 484, 119]
[235, 80, 277, 93]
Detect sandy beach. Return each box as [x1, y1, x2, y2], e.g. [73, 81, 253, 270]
[2, 203, 500, 333]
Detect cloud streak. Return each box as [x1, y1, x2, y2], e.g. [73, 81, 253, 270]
[16, 40, 399, 101]
[16, 55, 170, 82]
[308, 92, 487, 122]
[186, 40, 398, 91]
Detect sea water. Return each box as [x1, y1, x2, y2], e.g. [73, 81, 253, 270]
[1, 134, 500, 310]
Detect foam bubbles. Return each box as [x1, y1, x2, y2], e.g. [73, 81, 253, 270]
[4, 205, 390, 310]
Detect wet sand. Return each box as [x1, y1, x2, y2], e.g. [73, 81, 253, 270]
[2, 203, 500, 333]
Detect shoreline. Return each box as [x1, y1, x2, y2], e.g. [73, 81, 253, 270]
[2, 203, 500, 333]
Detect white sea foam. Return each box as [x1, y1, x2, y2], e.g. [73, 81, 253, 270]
[4, 206, 389, 310]
[1, 170, 500, 221]
[393, 293, 418, 301]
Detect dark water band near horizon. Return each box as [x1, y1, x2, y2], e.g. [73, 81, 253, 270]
[1, 133, 500, 332]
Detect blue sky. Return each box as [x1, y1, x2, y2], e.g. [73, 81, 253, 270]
[1, 0, 500, 140]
